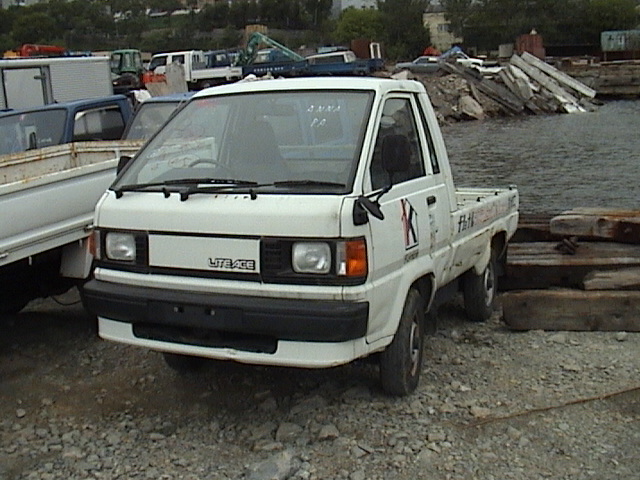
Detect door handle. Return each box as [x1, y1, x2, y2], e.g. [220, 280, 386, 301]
[427, 195, 436, 206]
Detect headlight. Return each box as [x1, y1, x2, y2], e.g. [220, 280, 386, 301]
[105, 232, 137, 262]
[292, 242, 331, 274]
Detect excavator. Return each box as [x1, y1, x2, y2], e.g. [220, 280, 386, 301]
[235, 32, 305, 66]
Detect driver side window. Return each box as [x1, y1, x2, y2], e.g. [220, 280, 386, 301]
[370, 98, 425, 190]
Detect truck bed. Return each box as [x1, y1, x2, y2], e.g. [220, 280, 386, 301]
[0, 140, 141, 267]
[453, 186, 519, 237]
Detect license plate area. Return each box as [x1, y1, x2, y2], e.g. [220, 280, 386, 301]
[150, 301, 243, 329]
[141, 301, 277, 353]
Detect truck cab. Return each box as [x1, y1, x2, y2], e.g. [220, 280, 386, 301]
[84, 78, 518, 395]
[122, 92, 194, 141]
[147, 50, 206, 77]
[110, 49, 144, 94]
[0, 95, 132, 156]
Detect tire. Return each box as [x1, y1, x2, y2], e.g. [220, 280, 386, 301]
[0, 294, 29, 315]
[379, 288, 425, 396]
[162, 352, 206, 373]
[198, 80, 214, 90]
[463, 250, 497, 322]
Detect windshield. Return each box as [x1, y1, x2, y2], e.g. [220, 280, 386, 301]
[123, 102, 182, 141]
[0, 109, 66, 156]
[114, 90, 373, 193]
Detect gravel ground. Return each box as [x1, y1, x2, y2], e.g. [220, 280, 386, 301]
[1, 288, 639, 480]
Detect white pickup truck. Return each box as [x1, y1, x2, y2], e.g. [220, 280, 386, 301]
[147, 50, 242, 90]
[83, 77, 519, 395]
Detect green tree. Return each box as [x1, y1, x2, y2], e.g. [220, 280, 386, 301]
[197, 2, 231, 29]
[441, 0, 472, 38]
[378, 0, 430, 60]
[334, 7, 383, 45]
[11, 12, 58, 44]
[148, 0, 182, 12]
[0, 8, 17, 52]
[583, 0, 639, 42]
[443, 0, 640, 51]
[303, 0, 333, 28]
[228, 0, 259, 28]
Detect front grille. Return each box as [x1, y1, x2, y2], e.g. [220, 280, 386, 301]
[261, 239, 287, 272]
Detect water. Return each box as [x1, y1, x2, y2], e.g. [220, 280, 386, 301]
[441, 100, 640, 215]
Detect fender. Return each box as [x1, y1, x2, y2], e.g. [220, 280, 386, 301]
[366, 250, 437, 346]
[472, 240, 492, 276]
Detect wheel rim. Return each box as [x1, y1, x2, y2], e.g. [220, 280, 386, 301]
[483, 263, 495, 307]
[409, 314, 422, 376]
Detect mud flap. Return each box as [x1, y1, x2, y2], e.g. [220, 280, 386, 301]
[60, 238, 93, 279]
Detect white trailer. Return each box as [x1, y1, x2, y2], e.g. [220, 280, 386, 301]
[0, 56, 114, 110]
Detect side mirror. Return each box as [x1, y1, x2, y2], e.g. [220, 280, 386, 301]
[381, 134, 411, 174]
[117, 155, 132, 174]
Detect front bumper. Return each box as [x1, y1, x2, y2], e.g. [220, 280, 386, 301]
[83, 279, 369, 352]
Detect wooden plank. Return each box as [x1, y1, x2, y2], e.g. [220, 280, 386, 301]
[511, 213, 555, 242]
[550, 208, 640, 244]
[520, 51, 597, 98]
[583, 267, 640, 290]
[501, 289, 640, 331]
[504, 241, 640, 290]
[508, 241, 640, 267]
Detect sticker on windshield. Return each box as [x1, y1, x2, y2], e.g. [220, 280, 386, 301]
[401, 198, 418, 250]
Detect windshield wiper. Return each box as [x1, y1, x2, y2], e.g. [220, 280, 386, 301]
[273, 180, 346, 188]
[113, 178, 258, 198]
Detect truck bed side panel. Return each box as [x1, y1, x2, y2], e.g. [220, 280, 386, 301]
[0, 141, 141, 266]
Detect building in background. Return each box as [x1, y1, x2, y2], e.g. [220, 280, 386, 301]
[331, 0, 377, 17]
[1, 0, 43, 7]
[422, 4, 462, 52]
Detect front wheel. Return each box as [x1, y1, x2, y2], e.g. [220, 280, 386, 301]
[379, 288, 425, 396]
[463, 250, 497, 322]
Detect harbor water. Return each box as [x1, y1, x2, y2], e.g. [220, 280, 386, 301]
[441, 99, 640, 215]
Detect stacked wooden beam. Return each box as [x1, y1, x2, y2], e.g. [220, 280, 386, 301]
[561, 60, 640, 97]
[501, 209, 640, 331]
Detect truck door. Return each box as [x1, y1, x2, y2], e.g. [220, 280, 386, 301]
[2, 67, 48, 109]
[364, 94, 445, 339]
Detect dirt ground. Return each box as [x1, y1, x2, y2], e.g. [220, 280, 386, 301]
[1, 289, 639, 480]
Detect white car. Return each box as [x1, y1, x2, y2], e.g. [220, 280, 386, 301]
[394, 56, 441, 73]
[395, 51, 484, 74]
[444, 51, 484, 68]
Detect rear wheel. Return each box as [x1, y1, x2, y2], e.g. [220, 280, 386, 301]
[162, 352, 206, 373]
[379, 288, 425, 396]
[0, 297, 29, 315]
[463, 250, 497, 322]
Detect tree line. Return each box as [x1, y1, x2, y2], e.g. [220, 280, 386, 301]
[442, 0, 640, 52]
[0, 0, 428, 60]
[0, 0, 637, 60]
